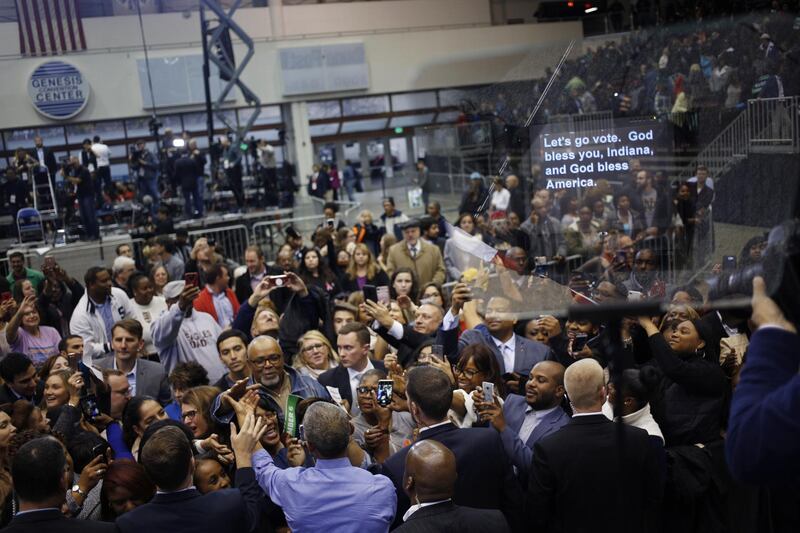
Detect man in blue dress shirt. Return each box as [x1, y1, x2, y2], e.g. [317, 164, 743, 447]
[252, 401, 397, 532]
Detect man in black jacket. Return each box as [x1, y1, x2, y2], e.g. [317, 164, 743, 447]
[4, 437, 114, 533]
[527, 358, 663, 532]
[0, 352, 40, 405]
[116, 423, 263, 533]
[378, 366, 524, 531]
[175, 149, 204, 219]
[319, 321, 385, 413]
[30, 135, 58, 182]
[63, 156, 99, 240]
[394, 439, 511, 532]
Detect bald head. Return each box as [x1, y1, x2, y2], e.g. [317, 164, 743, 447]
[248, 335, 281, 357]
[403, 440, 457, 503]
[564, 359, 605, 412]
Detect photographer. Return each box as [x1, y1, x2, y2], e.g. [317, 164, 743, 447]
[129, 140, 159, 214]
[726, 277, 799, 485]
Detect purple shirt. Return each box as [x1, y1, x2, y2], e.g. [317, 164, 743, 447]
[252, 450, 396, 533]
[11, 326, 61, 367]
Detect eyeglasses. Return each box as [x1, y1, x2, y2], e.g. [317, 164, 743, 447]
[455, 367, 481, 379]
[249, 354, 283, 368]
[182, 410, 198, 420]
[357, 386, 377, 395]
[302, 343, 325, 353]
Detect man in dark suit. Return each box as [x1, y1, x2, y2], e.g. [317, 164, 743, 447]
[477, 361, 569, 481]
[394, 439, 511, 533]
[235, 245, 284, 304]
[505, 175, 527, 222]
[527, 359, 663, 532]
[438, 290, 551, 393]
[319, 322, 385, 414]
[30, 136, 58, 181]
[4, 437, 114, 533]
[116, 423, 263, 533]
[95, 319, 171, 406]
[364, 299, 442, 367]
[0, 352, 40, 405]
[378, 366, 523, 531]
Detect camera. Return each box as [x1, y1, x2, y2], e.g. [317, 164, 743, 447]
[707, 220, 800, 325]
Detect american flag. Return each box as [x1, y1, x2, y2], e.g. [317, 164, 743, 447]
[15, 0, 87, 56]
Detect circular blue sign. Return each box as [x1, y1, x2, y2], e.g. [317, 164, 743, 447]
[28, 61, 90, 120]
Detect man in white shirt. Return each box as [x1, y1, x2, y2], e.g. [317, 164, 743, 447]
[438, 291, 551, 394]
[318, 322, 385, 414]
[95, 319, 172, 405]
[91, 135, 111, 205]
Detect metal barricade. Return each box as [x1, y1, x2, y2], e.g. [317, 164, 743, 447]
[252, 215, 324, 261]
[188, 224, 250, 264]
[638, 233, 676, 284]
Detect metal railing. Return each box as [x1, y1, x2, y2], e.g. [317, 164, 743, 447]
[188, 224, 251, 264]
[682, 110, 749, 180]
[680, 96, 800, 181]
[747, 96, 800, 154]
[416, 121, 493, 155]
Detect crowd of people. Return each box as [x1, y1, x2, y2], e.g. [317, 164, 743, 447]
[457, 7, 798, 153]
[0, 130, 295, 242]
[0, 147, 796, 531]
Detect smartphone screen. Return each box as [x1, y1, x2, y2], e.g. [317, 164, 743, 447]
[376, 380, 393, 407]
[268, 275, 289, 287]
[722, 255, 737, 271]
[363, 284, 378, 303]
[482, 381, 495, 402]
[430, 344, 444, 362]
[80, 394, 100, 420]
[184, 272, 199, 288]
[376, 286, 390, 305]
[571, 333, 590, 353]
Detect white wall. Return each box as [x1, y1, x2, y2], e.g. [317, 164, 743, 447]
[0, 1, 581, 129]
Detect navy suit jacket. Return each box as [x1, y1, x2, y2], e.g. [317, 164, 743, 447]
[527, 414, 662, 533]
[438, 324, 551, 375]
[3, 509, 114, 533]
[318, 359, 385, 409]
[500, 394, 569, 480]
[378, 422, 523, 531]
[393, 501, 511, 533]
[726, 327, 800, 485]
[116, 467, 262, 533]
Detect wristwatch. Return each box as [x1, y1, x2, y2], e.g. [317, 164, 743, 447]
[65, 486, 84, 515]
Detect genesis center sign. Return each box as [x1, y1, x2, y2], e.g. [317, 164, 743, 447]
[28, 61, 90, 120]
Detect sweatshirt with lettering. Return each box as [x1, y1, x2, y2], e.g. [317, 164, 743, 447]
[150, 304, 225, 384]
